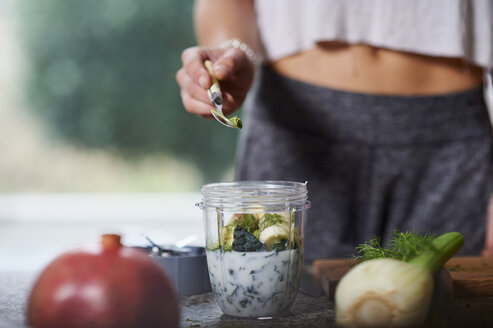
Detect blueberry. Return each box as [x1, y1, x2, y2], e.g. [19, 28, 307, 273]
[232, 226, 266, 252]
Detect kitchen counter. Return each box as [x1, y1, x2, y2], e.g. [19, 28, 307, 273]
[180, 293, 333, 327]
[0, 271, 335, 328]
[2, 270, 493, 327]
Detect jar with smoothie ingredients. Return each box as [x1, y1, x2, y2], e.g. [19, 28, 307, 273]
[197, 181, 310, 318]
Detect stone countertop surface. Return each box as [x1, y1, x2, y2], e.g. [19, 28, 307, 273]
[180, 293, 334, 328]
[4, 271, 493, 328]
[0, 271, 335, 328]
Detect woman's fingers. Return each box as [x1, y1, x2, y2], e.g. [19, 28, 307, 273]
[180, 88, 238, 118]
[181, 47, 212, 89]
[180, 90, 215, 117]
[176, 68, 211, 104]
[177, 57, 239, 116]
[177, 65, 213, 116]
[178, 83, 238, 119]
[177, 46, 251, 118]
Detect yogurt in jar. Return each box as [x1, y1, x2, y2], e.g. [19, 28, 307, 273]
[206, 248, 302, 317]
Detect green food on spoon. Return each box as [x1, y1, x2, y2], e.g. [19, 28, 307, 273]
[229, 116, 242, 129]
[210, 109, 242, 129]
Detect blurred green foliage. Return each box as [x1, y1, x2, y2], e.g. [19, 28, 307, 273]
[19, 0, 239, 183]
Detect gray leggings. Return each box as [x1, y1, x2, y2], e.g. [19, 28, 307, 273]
[236, 66, 493, 262]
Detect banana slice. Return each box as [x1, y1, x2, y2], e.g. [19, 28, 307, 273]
[221, 210, 300, 251]
[227, 212, 263, 225]
[248, 205, 266, 221]
[253, 212, 264, 221]
[277, 211, 293, 224]
[226, 213, 243, 225]
[259, 225, 289, 250]
[221, 225, 235, 248]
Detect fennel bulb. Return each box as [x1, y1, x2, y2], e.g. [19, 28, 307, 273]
[335, 231, 463, 327]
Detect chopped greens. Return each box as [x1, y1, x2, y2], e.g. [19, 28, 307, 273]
[272, 239, 288, 252]
[210, 109, 242, 129]
[235, 214, 258, 232]
[226, 214, 258, 233]
[260, 213, 285, 230]
[219, 214, 259, 251]
[223, 243, 232, 252]
[353, 229, 435, 263]
[211, 211, 300, 253]
[229, 116, 242, 129]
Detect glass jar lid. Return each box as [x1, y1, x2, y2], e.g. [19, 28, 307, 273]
[198, 181, 309, 211]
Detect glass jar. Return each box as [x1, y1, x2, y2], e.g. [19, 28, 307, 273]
[197, 181, 310, 318]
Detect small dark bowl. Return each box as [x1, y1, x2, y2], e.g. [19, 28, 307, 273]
[134, 246, 211, 297]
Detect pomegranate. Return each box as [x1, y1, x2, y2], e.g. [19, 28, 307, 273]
[26, 234, 179, 328]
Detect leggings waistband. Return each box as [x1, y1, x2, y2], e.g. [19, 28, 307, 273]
[249, 66, 492, 145]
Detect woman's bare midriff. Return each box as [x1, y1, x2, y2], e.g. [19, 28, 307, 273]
[269, 42, 483, 95]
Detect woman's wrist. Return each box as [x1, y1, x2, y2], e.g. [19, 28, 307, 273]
[221, 38, 261, 66]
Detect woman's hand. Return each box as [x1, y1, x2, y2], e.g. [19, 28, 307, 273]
[176, 45, 255, 118]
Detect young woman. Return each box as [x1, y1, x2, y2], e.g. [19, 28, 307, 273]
[176, 0, 493, 261]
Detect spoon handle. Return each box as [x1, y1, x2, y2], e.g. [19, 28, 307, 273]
[204, 60, 221, 96]
[203, 60, 241, 129]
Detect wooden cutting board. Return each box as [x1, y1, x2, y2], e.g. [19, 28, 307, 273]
[313, 256, 493, 299]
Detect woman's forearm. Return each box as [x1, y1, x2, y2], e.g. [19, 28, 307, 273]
[194, 0, 259, 53]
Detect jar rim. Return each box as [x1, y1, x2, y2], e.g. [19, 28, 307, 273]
[199, 180, 309, 210]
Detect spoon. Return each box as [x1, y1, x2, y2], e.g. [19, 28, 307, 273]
[204, 60, 242, 129]
[143, 234, 190, 256]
